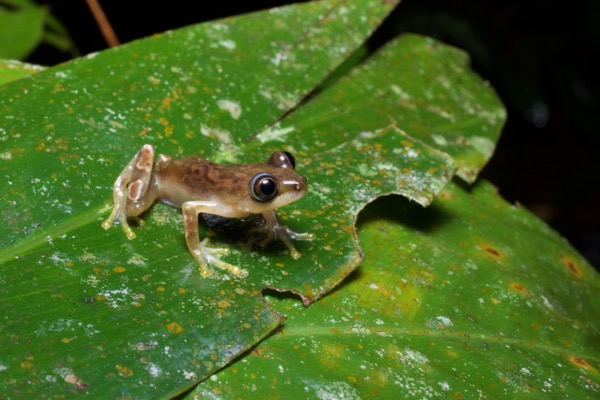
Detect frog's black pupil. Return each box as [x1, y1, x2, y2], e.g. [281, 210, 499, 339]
[259, 178, 276, 197]
[250, 173, 278, 202]
[283, 151, 296, 170]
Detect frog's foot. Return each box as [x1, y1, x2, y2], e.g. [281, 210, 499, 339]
[195, 238, 248, 278]
[101, 206, 140, 239]
[247, 222, 315, 260]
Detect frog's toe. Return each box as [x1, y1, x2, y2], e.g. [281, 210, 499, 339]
[200, 266, 214, 278]
[290, 231, 315, 241]
[207, 255, 248, 278]
[290, 249, 302, 260]
[199, 242, 248, 278]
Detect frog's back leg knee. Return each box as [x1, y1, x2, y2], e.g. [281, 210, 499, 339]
[124, 144, 159, 217]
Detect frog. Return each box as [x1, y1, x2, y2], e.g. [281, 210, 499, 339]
[101, 144, 314, 278]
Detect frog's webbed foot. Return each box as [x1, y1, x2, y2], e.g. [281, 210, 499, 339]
[193, 238, 248, 278]
[247, 210, 315, 259]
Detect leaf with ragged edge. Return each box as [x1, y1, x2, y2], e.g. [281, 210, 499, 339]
[251, 34, 505, 183]
[0, 1, 417, 397]
[0, 2, 509, 398]
[194, 180, 600, 399]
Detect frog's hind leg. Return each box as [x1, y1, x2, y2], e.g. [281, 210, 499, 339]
[102, 144, 159, 239]
[181, 201, 248, 278]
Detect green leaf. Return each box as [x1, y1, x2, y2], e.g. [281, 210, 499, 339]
[0, 58, 44, 85]
[194, 180, 600, 398]
[0, 5, 46, 59]
[268, 34, 506, 183]
[0, 0, 75, 58]
[1, 1, 428, 397]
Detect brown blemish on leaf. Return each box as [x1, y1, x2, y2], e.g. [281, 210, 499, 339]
[479, 242, 503, 259]
[509, 282, 527, 295]
[166, 322, 184, 334]
[561, 256, 582, 278]
[569, 355, 595, 372]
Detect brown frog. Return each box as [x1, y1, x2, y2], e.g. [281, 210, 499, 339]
[102, 144, 314, 278]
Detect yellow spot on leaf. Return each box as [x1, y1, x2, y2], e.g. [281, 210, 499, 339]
[156, 286, 165, 292]
[116, 364, 133, 377]
[113, 266, 126, 273]
[166, 322, 184, 334]
[217, 299, 231, 309]
[148, 76, 160, 85]
[509, 282, 527, 295]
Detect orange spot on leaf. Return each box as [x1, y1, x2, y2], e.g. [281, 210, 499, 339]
[166, 322, 184, 334]
[116, 364, 133, 377]
[569, 355, 593, 370]
[509, 282, 527, 294]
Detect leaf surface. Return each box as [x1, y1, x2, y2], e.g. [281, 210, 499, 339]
[194, 180, 600, 398]
[1, 1, 408, 397]
[0, 58, 44, 85]
[0, 1, 508, 398]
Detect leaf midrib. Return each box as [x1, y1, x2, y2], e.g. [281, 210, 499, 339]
[0, 205, 106, 264]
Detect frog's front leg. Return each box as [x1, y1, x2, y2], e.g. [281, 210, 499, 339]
[102, 144, 159, 239]
[182, 201, 248, 278]
[249, 210, 315, 259]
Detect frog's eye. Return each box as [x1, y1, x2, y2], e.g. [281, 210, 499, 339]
[282, 151, 296, 170]
[250, 173, 279, 202]
[268, 151, 296, 170]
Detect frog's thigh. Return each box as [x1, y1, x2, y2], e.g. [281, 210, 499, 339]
[103, 144, 156, 234]
[127, 144, 154, 202]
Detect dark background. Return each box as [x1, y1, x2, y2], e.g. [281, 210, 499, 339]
[28, 0, 600, 269]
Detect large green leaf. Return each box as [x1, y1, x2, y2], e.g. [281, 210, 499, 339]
[194, 180, 600, 398]
[0, 1, 509, 398]
[1, 1, 412, 397]
[276, 34, 506, 183]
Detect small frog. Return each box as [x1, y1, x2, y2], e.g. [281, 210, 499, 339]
[102, 144, 314, 278]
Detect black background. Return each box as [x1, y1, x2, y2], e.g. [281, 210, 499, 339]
[26, 0, 600, 269]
